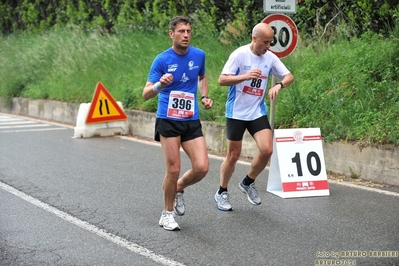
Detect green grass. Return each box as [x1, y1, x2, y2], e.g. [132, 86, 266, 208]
[0, 27, 398, 145]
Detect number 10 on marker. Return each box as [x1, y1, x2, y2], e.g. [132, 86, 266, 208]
[267, 128, 329, 198]
[290, 151, 322, 178]
[278, 140, 327, 181]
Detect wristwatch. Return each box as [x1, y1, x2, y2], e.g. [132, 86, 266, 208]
[275, 82, 284, 89]
[201, 95, 209, 105]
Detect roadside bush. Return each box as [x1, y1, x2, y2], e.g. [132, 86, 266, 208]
[0, 1, 398, 146]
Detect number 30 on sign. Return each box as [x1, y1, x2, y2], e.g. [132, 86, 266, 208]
[267, 128, 330, 198]
[262, 14, 298, 59]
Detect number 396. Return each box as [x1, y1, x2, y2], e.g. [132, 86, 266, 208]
[172, 98, 192, 110]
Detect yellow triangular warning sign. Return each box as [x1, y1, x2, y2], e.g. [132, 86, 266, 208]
[86, 82, 127, 124]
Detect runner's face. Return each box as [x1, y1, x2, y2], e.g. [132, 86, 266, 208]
[170, 23, 191, 50]
[253, 30, 274, 55]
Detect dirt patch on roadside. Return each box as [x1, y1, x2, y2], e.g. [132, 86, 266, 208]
[326, 171, 397, 188]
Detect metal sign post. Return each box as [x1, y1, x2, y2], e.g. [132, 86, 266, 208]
[270, 75, 277, 130]
[262, 12, 298, 131]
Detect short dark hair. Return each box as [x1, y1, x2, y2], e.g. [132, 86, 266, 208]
[169, 16, 191, 31]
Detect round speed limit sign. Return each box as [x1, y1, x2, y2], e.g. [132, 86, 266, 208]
[262, 14, 298, 58]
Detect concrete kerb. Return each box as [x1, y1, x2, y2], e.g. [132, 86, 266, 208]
[1, 97, 398, 187]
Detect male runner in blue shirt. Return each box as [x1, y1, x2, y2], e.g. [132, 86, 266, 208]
[143, 16, 213, 230]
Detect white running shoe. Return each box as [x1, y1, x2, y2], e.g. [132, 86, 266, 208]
[239, 178, 261, 205]
[159, 211, 180, 231]
[214, 190, 233, 211]
[174, 191, 185, 216]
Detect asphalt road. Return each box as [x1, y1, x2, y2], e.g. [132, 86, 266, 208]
[1, 113, 398, 266]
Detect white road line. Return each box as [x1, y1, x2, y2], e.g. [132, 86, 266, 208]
[0, 119, 24, 122]
[0, 124, 49, 129]
[0, 115, 67, 133]
[1, 128, 67, 133]
[0, 181, 186, 266]
[0, 121, 38, 125]
[328, 180, 399, 197]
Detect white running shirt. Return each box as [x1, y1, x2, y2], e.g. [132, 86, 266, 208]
[221, 44, 290, 121]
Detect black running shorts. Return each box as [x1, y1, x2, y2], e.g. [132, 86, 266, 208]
[155, 118, 203, 142]
[226, 115, 271, 141]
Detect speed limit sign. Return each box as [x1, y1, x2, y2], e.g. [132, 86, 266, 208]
[267, 128, 330, 198]
[262, 14, 298, 58]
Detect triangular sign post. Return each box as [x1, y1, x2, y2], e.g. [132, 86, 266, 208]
[86, 82, 127, 124]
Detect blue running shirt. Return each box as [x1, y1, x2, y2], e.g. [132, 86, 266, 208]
[147, 46, 206, 121]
